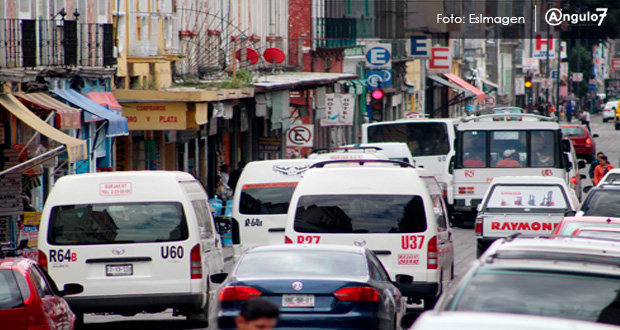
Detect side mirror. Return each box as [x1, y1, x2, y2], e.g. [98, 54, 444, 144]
[578, 160, 586, 169]
[210, 273, 228, 284]
[561, 140, 571, 152]
[564, 210, 576, 217]
[592, 133, 599, 138]
[583, 185, 593, 193]
[448, 156, 455, 175]
[60, 283, 83, 296]
[214, 217, 231, 235]
[395, 274, 413, 285]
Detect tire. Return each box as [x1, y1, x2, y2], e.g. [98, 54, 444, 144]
[616, 123, 620, 130]
[74, 312, 84, 329]
[186, 309, 209, 326]
[476, 241, 486, 258]
[423, 295, 438, 310]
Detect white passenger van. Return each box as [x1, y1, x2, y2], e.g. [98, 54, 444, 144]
[475, 176, 579, 256]
[231, 159, 317, 260]
[452, 114, 568, 224]
[361, 118, 458, 214]
[308, 146, 390, 161]
[37, 171, 223, 322]
[284, 159, 454, 309]
[345, 142, 415, 164]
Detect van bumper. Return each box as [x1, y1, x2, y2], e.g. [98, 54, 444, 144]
[66, 292, 205, 314]
[397, 282, 440, 299]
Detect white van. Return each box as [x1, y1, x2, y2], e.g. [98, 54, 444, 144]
[475, 176, 579, 256]
[362, 118, 458, 213]
[308, 146, 390, 161]
[284, 160, 454, 309]
[230, 159, 317, 260]
[37, 171, 224, 321]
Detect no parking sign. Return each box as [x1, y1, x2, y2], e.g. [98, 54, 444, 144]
[286, 125, 314, 147]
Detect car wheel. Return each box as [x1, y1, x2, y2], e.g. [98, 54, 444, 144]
[616, 123, 620, 130]
[476, 242, 486, 258]
[186, 309, 209, 326]
[74, 312, 84, 329]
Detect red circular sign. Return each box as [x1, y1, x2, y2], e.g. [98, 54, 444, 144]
[235, 48, 260, 65]
[263, 47, 286, 64]
[542, 169, 553, 176]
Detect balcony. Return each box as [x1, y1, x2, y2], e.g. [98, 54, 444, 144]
[0, 18, 113, 70]
[314, 17, 357, 49]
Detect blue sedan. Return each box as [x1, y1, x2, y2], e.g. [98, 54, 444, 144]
[210, 244, 406, 329]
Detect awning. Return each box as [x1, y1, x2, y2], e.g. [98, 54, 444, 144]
[0, 94, 87, 162]
[0, 146, 66, 176]
[85, 92, 123, 115]
[16, 92, 82, 130]
[253, 72, 357, 91]
[53, 89, 129, 137]
[443, 73, 486, 102]
[428, 75, 473, 95]
[481, 78, 500, 90]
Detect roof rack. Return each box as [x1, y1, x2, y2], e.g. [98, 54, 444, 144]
[461, 113, 556, 123]
[310, 159, 415, 169]
[310, 146, 383, 154]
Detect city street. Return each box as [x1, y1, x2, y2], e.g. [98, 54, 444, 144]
[80, 115, 618, 329]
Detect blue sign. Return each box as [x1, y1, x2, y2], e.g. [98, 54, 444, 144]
[365, 46, 391, 68]
[410, 36, 429, 58]
[588, 83, 596, 91]
[366, 70, 392, 89]
[551, 70, 558, 79]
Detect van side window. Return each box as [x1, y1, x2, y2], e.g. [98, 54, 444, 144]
[423, 178, 448, 230]
[192, 200, 214, 238]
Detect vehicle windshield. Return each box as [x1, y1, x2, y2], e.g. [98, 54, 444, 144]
[48, 202, 188, 245]
[459, 130, 559, 168]
[294, 194, 427, 233]
[0, 270, 23, 310]
[239, 182, 298, 215]
[367, 122, 450, 157]
[561, 126, 586, 137]
[556, 221, 620, 236]
[235, 250, 366, 277]
[449, 269, 620, 323]
[582, 190, 620, 217]
[483, 184, 569, 212]
[575, 229, 620, 239]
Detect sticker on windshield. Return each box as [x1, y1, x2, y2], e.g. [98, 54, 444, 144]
[100, 182, 132, 196]
[398, 254, 420, 265]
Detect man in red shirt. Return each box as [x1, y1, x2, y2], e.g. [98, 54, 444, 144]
[593, 155, 615, 185]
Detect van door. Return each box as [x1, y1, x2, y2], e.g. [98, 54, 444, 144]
[43, 202, 193, 296]
[191, 200, 224, 277]
[423, 177, 454, 286]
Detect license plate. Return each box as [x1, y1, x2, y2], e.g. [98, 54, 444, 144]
[282, 294, 315, 307]
[106, 264, 133, 276]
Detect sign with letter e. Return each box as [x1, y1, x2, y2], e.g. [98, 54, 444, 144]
[427, 47, 451, 73]
[365, 43, 392, 69]
[287, 125, 314, 147]
[409, 35, 430, 59]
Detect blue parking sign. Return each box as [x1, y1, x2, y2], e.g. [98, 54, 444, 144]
[365, 44, 392, 69]
[366, 70, 392, 89]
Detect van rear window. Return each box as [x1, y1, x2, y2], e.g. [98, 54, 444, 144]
[239, 182, 298, 215]
[0, 270, 23, 310]
[48, 202, 188, 245]
[294, 195, 427, 233]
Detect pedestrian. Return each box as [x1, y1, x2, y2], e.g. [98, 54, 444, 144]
[228, 161, 245, 193]
[235, 297, 279, 330]
[547, 103, 556, 118]
[217, 164, 233, 200]
[589, 152, 605, 179]
[580, 110, 591, 133]
[593, 155, 615, 185]
[566, 101, 573, 122]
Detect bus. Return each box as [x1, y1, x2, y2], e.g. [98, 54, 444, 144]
[361, 117, 458, 209]
[452, 113, 569, 224]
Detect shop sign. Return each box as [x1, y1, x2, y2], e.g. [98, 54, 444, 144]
[259, 137, 281, 154]
[122, 103, 187, 130]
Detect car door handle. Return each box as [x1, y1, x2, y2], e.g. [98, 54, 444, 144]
[268, 227, 285, 232]
[372, 250, 392, 255]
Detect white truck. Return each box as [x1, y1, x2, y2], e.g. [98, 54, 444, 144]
[475, 176, 579, 256]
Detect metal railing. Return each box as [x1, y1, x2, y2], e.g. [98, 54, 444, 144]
[0, 18, 113, 69]
[314, 17, 358, 49]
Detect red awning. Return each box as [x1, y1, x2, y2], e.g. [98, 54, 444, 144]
[16, 92, 82, 130]
[443, 73, 486, 102]
[85, 92, 123, 114]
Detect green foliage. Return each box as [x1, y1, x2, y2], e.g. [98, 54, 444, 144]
[567, 42, 594, 98]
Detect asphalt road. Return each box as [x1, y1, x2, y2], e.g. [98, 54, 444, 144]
[81, 114, 619, 329]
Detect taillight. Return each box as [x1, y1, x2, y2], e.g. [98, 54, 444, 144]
[334, 287, 379, 302]
[219, 286, 262, 301]
[190, 244, 202, 279]
[427, 236, 438, 269]
[37, 250, 47, 271]
[458, 187, 466, 194]
[475, 218, 482, 236]
[284, 236, 293, 244]
[585, 138, 592, 146]
[570, 176, 578, 184]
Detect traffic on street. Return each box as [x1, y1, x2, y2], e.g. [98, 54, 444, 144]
[1, 0, 620, 329]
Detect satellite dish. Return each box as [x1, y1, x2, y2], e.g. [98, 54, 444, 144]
[263, 47, 286, 64]
[235, 48, 260, 65]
